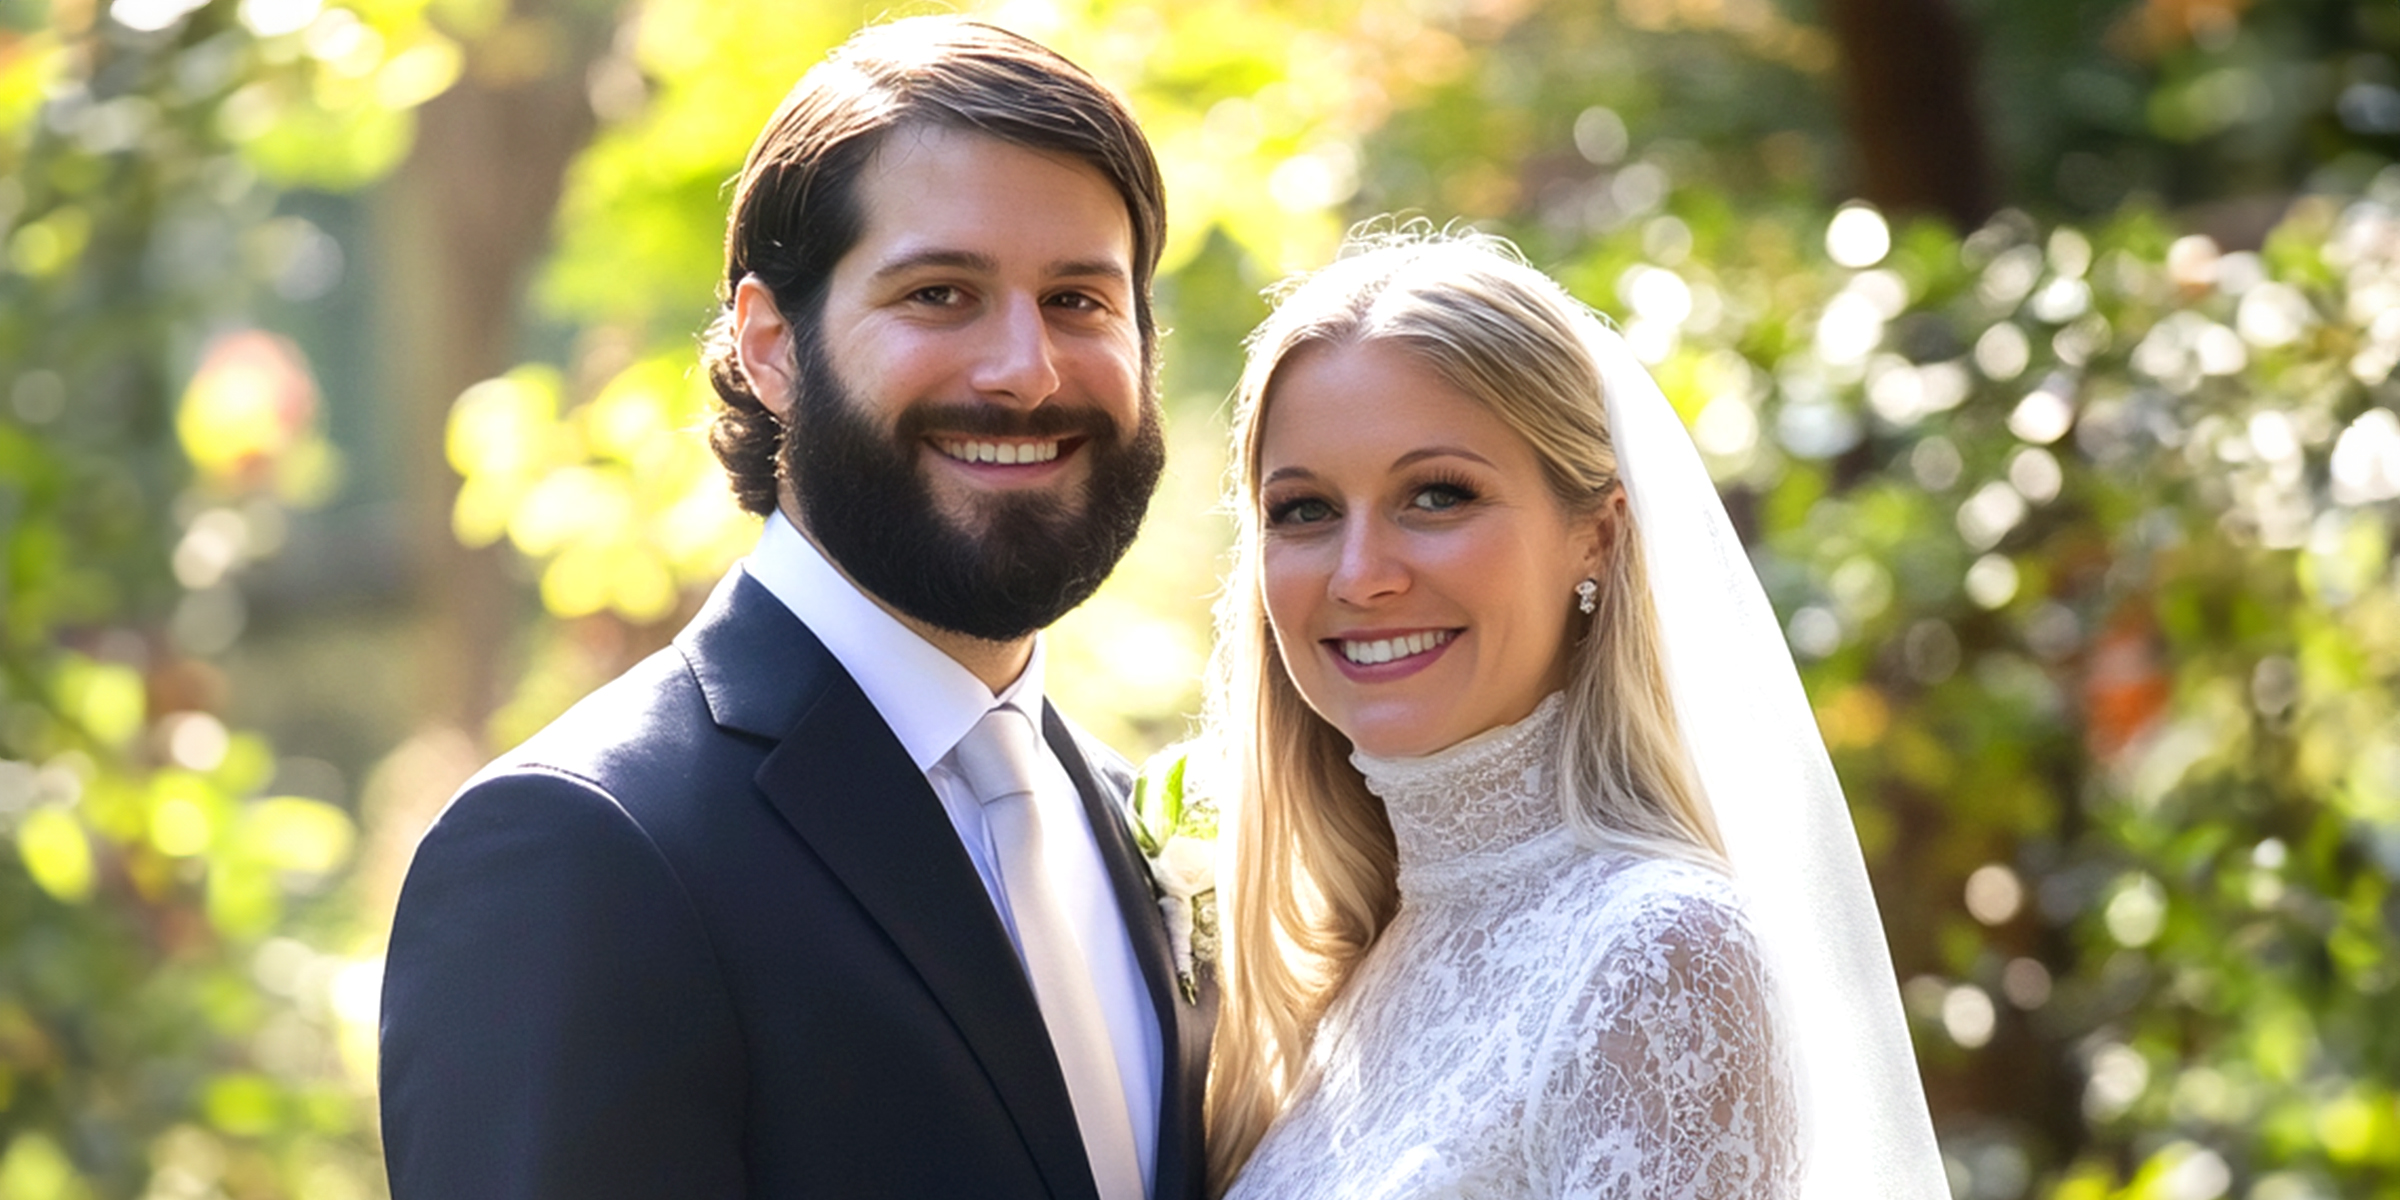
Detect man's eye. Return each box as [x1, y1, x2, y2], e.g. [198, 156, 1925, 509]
[1048, 291, 1103, 312]
[910, 285, 962, 306]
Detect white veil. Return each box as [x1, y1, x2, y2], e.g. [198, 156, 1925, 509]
[1588, 321, 1950, 1198]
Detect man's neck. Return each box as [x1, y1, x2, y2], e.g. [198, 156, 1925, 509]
[782, 504, 1036, 694]
[895, 613, 1035, 696]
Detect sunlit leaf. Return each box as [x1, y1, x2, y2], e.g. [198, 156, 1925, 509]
[239, 88, 416, 188]
[447, 365, 566, 480]
[510, 466, 633, 559]
[54, 657, 145, 749]
[206, 860, 283, 939]
[6, 206, 90, 278]
[373, 38, 463, 109]
[176, 331, 322, 495]
[584, 359, 686, 463]
[2314, 1087, 2389, 1165]
[0, 1133, 94, 1200]
[537, 538, 617, 620]
[200, 1073, 284, 1137]
[148, 793, 212, 858]
[237, 795, 358, 875]
[17, 809, 95, 903]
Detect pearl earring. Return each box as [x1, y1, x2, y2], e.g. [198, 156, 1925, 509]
[1575, 578, 1598, 615]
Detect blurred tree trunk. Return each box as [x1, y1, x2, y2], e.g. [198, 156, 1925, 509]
[1822, 0, 1997, 229]
[378, 2, 617, 738]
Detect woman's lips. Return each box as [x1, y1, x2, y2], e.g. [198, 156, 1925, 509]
[1325, 628, 1459, 680]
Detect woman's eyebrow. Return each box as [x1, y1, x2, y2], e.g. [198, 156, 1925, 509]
[1390, 446, 1496, 470]
[1262, 447, 1496, 487]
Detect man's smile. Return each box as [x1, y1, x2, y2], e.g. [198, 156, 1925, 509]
[933, 436, 1070, 465]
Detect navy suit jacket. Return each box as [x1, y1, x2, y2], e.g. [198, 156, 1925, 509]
[380, 567, 1214, 1199]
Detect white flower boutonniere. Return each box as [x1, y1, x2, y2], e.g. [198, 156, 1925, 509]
[1131, 743, 1217, 1005]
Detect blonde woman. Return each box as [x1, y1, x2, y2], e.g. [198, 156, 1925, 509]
[1203, 231, 1947, 1199]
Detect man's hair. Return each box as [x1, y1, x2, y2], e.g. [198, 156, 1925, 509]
[699, 17, 1168, 516]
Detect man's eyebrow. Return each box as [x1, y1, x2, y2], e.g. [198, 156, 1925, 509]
[868, 249, 998, 282]
[1049, 258, 1131, 285]
[867, 249, 1131, 286]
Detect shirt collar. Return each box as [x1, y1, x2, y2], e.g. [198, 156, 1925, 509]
[746, 509, 1048, 771]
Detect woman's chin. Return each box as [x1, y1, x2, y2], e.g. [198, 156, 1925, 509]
[1330, 688, 1556, 760]
[1335, 711, 1466, 760]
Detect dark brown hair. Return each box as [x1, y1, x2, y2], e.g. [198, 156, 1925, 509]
[700, 16, 1168, 515]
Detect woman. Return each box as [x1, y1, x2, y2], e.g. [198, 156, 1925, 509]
[1202, 230, 1947, 1198]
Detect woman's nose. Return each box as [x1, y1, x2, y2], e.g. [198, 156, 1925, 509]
[1327, 518, 1408, 607]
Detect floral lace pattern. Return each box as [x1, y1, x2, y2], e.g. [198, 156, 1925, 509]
[1225, 695, 1801, 1200]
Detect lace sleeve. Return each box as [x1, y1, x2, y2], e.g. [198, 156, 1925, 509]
[1529, 872, 1802, 1200]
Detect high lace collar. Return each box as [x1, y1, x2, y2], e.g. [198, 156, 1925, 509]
[1351, 693, 1573, 898]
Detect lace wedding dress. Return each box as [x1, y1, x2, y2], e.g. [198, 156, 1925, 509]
[1224, 693, 1801, 1199]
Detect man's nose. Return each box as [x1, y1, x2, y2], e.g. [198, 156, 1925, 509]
[969, 294, 1062, 408]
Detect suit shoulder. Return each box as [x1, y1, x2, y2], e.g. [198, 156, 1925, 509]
[411, 764, 677, 886]
[1051, 708, 1135, 795]
[468, 646, 735, 802]
[424, 645, 783, 879]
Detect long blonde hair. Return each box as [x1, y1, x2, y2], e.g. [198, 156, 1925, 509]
[1201, 230, 1729, 1192]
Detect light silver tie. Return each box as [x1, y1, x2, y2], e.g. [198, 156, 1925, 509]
[953, 708, 1146, 1200]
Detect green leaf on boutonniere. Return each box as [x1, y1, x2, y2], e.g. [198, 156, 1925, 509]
[1131, 742, 1220, 1002]
[1131, 743, 1189, 858]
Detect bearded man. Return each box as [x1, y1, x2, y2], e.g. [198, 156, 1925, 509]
[378, 18, 1209, 1200]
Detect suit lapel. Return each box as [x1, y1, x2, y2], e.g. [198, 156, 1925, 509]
[1045, 708, 1215, 1200]
[681, 571, 1100, 1200]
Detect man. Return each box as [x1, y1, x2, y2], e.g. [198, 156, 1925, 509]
[378, 18, 1209, 1200]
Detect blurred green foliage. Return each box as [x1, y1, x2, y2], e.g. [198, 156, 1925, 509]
[9, 0, 2400, 1196]
[1664, 191, 2400, 1198]
[0, 0, 459, 1194]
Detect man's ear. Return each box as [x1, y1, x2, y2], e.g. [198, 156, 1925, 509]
[732, 276, 798, 420]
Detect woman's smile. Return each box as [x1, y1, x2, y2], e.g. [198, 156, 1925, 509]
[1328, 628, 1459, 674]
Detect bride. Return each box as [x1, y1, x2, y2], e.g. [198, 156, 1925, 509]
[1200, 229, 1949, 1198]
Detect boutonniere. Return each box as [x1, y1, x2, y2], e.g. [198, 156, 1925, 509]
[1131, 743, 1218, 1004]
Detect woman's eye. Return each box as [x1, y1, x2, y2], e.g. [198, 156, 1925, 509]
[1410, 483, 1475, 512]
[1266, 497, 1334, 526]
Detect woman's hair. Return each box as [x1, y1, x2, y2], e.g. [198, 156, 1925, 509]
[697, 16, 1166, 515]
[1201, 228, 1729, 1192]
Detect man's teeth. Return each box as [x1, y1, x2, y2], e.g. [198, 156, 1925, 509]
[1340, 630, 1454, 665]
[937, 439, 1061, 465]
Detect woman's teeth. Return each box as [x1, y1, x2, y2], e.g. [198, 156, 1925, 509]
[937, 438, 1061, 465]
[1339, 630, 1454, 665]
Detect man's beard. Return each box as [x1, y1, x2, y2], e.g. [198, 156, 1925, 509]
[781, 330, 1166, 643]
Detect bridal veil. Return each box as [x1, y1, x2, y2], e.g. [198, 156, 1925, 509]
[1588, 319, 1951, 1198]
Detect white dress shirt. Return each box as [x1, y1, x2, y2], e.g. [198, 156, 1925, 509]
[745, 510, 1162, 1192]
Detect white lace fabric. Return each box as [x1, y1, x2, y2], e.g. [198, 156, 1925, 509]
[1225, 695, 1801, 1200]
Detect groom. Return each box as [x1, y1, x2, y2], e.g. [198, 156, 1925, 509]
[378, 18, 1209, 1200]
